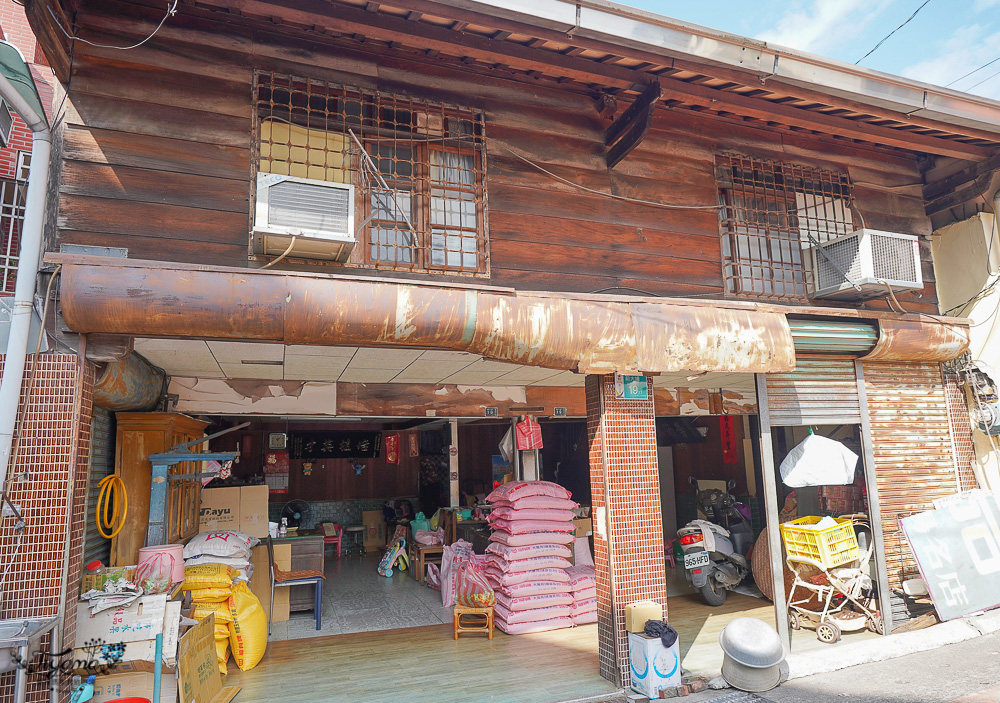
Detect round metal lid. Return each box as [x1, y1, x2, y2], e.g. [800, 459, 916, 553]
[718, 617, 785, 668]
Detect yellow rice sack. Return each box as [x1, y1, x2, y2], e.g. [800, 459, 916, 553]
[183, 564, 238, 590]
[215, 638, 229, 676]
[228, 582, 267, 671]
[215, 623, 230, 640]
[193, 600, 233, 623]
[189, 587, 233, 603]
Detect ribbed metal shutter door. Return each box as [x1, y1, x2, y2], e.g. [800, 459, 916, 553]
[765, 357, 861, 426]
[84, 408, 114, 566]
[863, 362, 958, 594]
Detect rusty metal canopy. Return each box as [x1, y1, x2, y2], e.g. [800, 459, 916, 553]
[51, 256, 970, 374]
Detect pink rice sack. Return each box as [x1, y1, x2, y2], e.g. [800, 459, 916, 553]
[494, 601, 572, 624]
[496, 592, 573, 612]
[489, 518, 575, 535]
[485, 554, 572, 574]
[495, 615, 574, 634]
[490, 530, 574, 547]
[567, 565, 597, 591]
[489, 507, 577, 523]
[573, 586, 597, 601]
[572, 611, 598, 626]
[570, 597, 597, 616]
[487, 480, 572, 503]
[485, 567, 570, 587]
[486, 542, 572, 561]
[495, 580, 570, 597]
[490, 496, 579, 510]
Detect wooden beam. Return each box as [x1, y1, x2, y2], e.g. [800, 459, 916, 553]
[923, 151, 1000, 201]
[605, 81, 660, 168]
[925, 172, 994, 216]
[190, 0, 992, 159]
[25, 0, 73, 82]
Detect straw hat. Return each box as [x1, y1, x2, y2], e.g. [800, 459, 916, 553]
[718, 618, 785, 692]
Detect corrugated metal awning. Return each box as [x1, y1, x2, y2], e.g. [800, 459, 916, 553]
[788, 320, 877, 354]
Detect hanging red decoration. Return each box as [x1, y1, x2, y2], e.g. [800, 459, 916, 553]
[720, 415, 738, 464]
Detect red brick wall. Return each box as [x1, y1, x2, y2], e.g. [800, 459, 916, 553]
[0, 355, 94, 703]
[586, 373, 667, 686]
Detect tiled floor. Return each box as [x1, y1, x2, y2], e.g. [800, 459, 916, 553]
[268, 552, 452, 641]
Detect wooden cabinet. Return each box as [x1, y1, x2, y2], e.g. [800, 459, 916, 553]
[273, 535, 325, 611]
[112, 412, 208, 566]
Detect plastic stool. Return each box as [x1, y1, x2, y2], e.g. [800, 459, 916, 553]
[664, 539, 676, 568]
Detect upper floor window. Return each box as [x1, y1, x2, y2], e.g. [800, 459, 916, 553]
[255, 72, 487, 274]
[717, 154, 854, 302]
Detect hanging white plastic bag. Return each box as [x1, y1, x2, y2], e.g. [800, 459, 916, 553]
[780, 434, 859, 487]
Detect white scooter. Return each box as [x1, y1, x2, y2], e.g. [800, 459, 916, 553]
[676, 478, 753, 606]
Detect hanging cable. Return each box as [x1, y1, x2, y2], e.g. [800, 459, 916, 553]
[259, 235, 298, 269]
[947, 55, 1000, 87]
[856, 0, 933, 64]
[48, 1, 178, 51]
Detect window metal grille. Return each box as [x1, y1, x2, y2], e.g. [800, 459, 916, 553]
[255, 72, 487, 274]
[0, 177, 25, 294]
[717, 154, 854, 301]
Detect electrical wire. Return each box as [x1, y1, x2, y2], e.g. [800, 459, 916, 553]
[965, 65, 1000, 92]
[856, 0, 934, 64]
[48, 1, 178, 51]
[947, 55, 1000, 87]
[259, 235, 298, 269]
[493, 141, 726, 211]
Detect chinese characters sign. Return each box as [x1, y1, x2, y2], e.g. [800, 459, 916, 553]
[901, 491, 1000, 621]
[289, 431, 382, 459]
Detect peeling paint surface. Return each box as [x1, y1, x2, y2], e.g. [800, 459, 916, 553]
[862, 319, 970, 362]
[170, 377, 338, 415]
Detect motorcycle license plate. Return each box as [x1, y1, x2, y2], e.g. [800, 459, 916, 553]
[684, 551, 710, 569]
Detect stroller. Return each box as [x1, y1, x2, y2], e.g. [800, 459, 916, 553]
[781, 515, 884, 644]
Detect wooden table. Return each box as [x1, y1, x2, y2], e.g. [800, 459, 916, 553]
[272, 534, 325, 612]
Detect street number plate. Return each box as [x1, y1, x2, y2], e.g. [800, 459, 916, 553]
[684, 551, 710, 569]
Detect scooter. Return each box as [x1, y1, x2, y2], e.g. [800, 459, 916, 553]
[676, 477, 753, 606]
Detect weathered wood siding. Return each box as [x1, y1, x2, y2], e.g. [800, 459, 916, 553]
[52, 0, 938, 312]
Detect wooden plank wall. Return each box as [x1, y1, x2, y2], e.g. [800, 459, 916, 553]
[54, 0, 938, 312]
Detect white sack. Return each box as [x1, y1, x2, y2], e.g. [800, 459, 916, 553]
[780, 434, 859, 488]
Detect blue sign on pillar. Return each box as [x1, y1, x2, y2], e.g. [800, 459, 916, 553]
[614, 373, 649, 400]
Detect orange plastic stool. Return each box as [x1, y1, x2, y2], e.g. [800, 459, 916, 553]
[453, 605, 494, 639]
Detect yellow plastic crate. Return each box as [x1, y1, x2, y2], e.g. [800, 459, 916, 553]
[780, 516, 859, 569]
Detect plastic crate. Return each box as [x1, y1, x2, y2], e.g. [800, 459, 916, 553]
[780, 517, 859, 568]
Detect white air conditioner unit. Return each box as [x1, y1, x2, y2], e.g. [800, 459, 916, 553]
[253, 173, 356, 263]
[811, 228, 923, 301]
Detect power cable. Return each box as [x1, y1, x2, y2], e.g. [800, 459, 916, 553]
[48, 1, 178, 51]
[966, 65, 1000, 92]
[856, 0, 933, 64]
[947, 55, 1000, 87]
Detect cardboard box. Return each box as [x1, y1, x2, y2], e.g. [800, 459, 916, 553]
[199, 485, 270, 537]
[177, 615, 240, 703]
[628, 632, 681, 699]
[93, 671, 178, 703]
[573, 518, 593, 537]
[247, 543, 290, 624]
[76, 594, 168, 647]
[362, 510, 386, 550]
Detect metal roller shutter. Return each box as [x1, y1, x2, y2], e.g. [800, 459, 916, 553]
[84, 408, 114, 566]
[863, 362, 959, 594]
[765, 357, 862, 426]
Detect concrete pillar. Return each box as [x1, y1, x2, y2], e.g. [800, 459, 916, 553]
[586, 373, 666, 686]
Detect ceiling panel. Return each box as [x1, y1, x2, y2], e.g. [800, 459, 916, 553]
[286, 345, 358, 358]
[218, 362, 283, 380]
[348, 348, 424, 368]
[208, 341, 284, 363]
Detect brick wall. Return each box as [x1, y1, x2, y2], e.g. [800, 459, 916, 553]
[0, 354, 94, 703]
[586, 373, 667, 686]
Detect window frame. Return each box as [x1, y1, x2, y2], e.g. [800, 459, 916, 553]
[253, 72, 490, 277]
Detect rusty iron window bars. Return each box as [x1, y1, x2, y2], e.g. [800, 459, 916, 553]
[717, 154, 855, 302]
[255, 72, 487, 274]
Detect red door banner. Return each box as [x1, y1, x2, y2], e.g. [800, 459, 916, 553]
[720, 415, 738, 464]
[385, 433, 400, 464]
[515, 417, 543, 450]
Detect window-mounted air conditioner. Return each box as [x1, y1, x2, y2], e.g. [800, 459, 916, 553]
[811, 228, 923, 301]
[253, 173, 355, 263]
[0, 99, 13, 148]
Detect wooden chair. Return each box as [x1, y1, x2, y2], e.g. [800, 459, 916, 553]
[439, 509, 458, 546]
[321, 522, 343, 557]
[406, 526, 444, 585]
[266, 535, 325, 634]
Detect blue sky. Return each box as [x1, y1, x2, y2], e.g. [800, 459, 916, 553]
[623, 0, 1000, 100]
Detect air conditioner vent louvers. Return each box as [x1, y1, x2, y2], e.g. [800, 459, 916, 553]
[267, 181, 351, 233]
[811, 228, 922, 301]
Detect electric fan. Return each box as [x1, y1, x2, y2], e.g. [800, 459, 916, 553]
[280, 499, 312, 528]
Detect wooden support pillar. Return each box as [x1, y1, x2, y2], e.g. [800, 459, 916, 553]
[586, 373, 665, 687]
[449, 418, 460, 507]
[755, 373, 790, 650]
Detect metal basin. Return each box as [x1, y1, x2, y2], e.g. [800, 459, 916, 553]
[0, 617, 59, 674]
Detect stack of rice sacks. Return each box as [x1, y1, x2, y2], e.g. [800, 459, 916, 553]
[182, 530, 267, 674]
[567, 565, 597, 625]
[485, 481, 577, 634]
